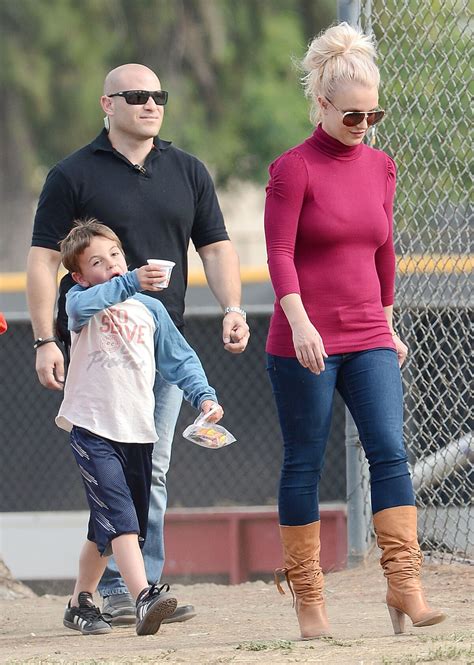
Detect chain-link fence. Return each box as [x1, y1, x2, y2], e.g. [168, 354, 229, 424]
[350, 0, 473, 563]
[0, 314, 347, 513]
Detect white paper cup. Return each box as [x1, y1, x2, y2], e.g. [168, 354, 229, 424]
[146, 259, 176, 288]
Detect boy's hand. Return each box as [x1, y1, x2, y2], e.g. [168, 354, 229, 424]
[200, 400, 224, 423]
[136, 265, 167, 291]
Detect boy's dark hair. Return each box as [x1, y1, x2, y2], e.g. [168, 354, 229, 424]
[60, 219, 123, 273]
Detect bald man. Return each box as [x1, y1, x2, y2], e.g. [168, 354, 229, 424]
[27, 64, 249, 628]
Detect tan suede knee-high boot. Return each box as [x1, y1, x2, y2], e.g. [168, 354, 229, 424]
[373, 506, 446, 634]
[275, 521, 330, 639]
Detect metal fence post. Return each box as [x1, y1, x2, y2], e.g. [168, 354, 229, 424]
[337, 0, 361, 25]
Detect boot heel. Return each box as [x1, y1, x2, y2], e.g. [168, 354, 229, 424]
[387, 605, 405, 634]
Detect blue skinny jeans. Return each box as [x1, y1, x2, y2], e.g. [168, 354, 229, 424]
[266, 348, 414, 526]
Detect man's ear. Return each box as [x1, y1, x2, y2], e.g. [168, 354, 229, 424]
[100, 95, 114, 116]
[72, 272, 90, 288]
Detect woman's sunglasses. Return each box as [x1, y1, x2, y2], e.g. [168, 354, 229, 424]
[108, 90, 169, 106]
[326, 98, 385, 127]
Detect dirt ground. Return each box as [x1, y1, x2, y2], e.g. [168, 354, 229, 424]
[1, 555, 472, 665]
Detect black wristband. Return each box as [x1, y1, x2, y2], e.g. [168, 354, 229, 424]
[33, 336, 58, 350]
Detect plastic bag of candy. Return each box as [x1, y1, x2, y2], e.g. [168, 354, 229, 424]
[182, 405, 236, 449]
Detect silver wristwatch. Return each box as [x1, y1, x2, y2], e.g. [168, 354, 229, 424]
[223, 306, 247, 321]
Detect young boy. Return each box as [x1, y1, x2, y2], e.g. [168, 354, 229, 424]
[56, 219, 223, 636]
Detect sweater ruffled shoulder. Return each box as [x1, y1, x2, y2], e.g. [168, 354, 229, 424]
[386, 153, 396, 183]
[266, 148, 309, 198]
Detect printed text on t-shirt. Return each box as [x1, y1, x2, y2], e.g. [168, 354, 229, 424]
[100, 307, 147, 344]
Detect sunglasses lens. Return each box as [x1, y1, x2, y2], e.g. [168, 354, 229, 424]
[151, 91, 168, 105]
[367, 110, 385, 126]
[122, 91, 168, 105]
[342, 113, 365, 127]
[124, 92, 148, 104]
[342, 110, 385, 127]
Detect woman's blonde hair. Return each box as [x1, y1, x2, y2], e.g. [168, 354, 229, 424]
[60, 218, 123, 273]
[301, 22, 380, 125]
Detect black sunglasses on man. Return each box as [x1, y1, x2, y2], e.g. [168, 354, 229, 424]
[108, 90, 169, 106]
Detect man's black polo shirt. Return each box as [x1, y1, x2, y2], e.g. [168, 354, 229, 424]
[32, 129, 229, 336]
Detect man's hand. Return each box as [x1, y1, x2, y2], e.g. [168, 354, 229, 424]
[222, 312, 249, 354]
[197, 241, 249, 354]
[26, 246, 64, 389]
[36, 343, 65, 390]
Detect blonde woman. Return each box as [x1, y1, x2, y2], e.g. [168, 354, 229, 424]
[265, 22, 445, 639]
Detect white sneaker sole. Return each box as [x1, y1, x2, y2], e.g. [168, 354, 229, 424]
[63, 618, 112, 635]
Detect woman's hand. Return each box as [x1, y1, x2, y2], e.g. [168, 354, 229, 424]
[392, 334, 408, 367]
[291, 320, 328, 374]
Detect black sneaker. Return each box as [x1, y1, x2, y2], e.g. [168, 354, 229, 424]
[136, 583, 178, 636]
[63, 591, 112, 635]
[102, 592, 136, 625]
[162, 604, 197, 624]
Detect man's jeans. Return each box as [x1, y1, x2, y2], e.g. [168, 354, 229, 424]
[97, 373, 183, 597]
[266, 348, 415, 526]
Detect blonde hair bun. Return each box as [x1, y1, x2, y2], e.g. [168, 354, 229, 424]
[301, 22, 380, 125]
[303, 22, 377, 70]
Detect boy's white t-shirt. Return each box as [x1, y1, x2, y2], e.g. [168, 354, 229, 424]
[56, 271, 217, 444]
[56, 299, 158, 443]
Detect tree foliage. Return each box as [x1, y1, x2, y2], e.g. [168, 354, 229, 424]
[0, 0, 468, 252]
[0, 0, 334, 201]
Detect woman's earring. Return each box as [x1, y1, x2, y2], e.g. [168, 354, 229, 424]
[366, 126, 377, 146]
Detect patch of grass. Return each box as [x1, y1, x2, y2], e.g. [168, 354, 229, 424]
[236, 639, 294, 652]
[381, 643, 473, 664]
[416, 631, 472, 644]
[424, 645, 473, 662]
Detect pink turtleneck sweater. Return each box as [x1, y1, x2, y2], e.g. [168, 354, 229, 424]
[265, 124, 396, 356]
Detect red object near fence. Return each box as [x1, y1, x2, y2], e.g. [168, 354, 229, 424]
[163, 505, 347, 584]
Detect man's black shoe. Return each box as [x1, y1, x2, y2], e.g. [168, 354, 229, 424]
[162, 604, 197, 624]
[136, 583, 178, 636]
[102, 592, 136, 625]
